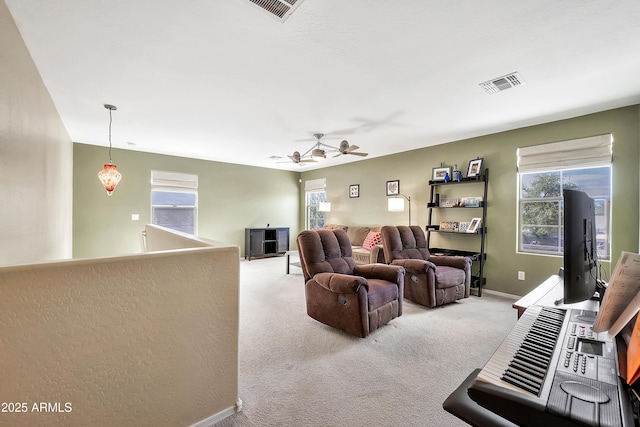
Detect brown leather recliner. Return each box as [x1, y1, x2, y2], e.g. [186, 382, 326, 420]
[380, 225, 471, 308]
[297, 228, 405, 338]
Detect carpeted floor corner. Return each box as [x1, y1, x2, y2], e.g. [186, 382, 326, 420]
[215, 257, 518, 427]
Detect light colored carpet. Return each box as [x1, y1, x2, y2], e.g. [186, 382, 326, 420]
[216, 256, 518, 427]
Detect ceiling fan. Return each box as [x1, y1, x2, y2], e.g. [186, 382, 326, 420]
[281, 150, 315, 166]
[278, 132, 368, 165]
[333, 140, 368, 157]
[308, 133, 329, 160]
[279, 133, 329, 164]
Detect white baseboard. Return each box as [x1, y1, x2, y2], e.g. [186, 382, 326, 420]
[482, 288, 520, 300]
[189, 398, 243, 427]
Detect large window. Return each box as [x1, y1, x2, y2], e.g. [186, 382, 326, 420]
[519, 167, 611, 258]
[517, 134, 612, 260]
[305, 178, 326, 230]
[151, 171, 198, 235]
[306, 191, 327, 230]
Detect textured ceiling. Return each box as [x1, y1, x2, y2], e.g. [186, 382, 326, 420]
[6, 0, 640, 171]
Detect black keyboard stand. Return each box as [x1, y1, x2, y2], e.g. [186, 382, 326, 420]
[443, 369, 518, 427]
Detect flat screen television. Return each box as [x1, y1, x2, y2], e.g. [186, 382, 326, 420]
[562, 189, 600, 304]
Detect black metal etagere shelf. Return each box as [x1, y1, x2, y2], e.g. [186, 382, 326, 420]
[426, 169, 489, 296]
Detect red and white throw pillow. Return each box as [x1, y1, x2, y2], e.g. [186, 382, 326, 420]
[362, 231, 381, 251]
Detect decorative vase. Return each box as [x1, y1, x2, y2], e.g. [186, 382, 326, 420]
[452, 164, 462, 182]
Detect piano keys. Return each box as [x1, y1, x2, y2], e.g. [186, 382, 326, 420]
[475, 306, 566, 401]
[467, 306, 634, 427]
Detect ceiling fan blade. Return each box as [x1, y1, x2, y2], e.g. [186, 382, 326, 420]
[344, 145, 360, 153]
[350, 151, 368, 157]
[277, 158, 308, 166]
[278, 162, 307, 166]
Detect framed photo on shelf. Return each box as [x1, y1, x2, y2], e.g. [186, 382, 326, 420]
[467, 217, 482, 233]
[440, 198, 459, 207]
[458, 221, 471, 233]
[439, 221, 459, 232]
[386, 180, 399, 196]
[349, 184, 359, 198]
[467, 158, 484, 178]
[432, 166, 451, 182]
[460, 196, 482, 207]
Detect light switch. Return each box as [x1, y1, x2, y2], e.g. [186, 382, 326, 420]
[131, 213, 140, 221]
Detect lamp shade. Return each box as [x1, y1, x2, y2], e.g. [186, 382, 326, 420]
[318, 202, 331, 212]
[388, 198, 405, 212]
[98, 163, 122, 196]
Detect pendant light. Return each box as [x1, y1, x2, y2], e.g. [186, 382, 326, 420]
[97, 104, 122, 195]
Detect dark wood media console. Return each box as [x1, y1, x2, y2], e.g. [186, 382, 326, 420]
[244, 227, 289, 260]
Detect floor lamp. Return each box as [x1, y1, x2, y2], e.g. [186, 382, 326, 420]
[388, 194, 411, 225]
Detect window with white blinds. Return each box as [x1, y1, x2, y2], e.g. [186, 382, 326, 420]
[517, 135, 612, 259]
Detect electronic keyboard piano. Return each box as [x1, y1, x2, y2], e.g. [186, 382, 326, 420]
[467, 305, 634, 426]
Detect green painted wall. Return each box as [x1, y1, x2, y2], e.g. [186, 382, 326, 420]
[301, 105, 640, 296]
[73, 144, 301, 258]
[74, 106, 640, 296]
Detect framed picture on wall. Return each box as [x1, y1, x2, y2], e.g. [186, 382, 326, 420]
[349, 184, 359, 198]
[386, 180, 399, 196]
[467, 158, 484, 178]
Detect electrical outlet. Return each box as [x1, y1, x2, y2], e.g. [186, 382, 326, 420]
[518, 271, 525, 280]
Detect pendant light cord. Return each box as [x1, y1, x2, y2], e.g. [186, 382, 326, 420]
[104, 104, 117, 163]
[108, 107, 113, 163]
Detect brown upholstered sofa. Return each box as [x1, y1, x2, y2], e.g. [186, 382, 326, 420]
[297, 228, 405, 337]
[323, 224, 384, 265]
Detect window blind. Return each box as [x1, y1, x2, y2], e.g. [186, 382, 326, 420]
[517, 134, 613, 173]
[304, 178, 326, 192]
[151, 170, 198, 190]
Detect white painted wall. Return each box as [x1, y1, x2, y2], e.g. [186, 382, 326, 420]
[0, 242, 240, 427]
[0, 1, 73, 265]
[143, 224, 225, 252]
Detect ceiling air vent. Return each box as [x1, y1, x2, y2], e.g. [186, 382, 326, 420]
[480, 72, 525, 94]
[246, 0, 305, 22]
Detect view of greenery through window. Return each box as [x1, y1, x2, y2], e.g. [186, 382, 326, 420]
[519, 166, 610, 259]
[306, 191, 326, 230]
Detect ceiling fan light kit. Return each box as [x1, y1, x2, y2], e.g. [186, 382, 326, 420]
[311, 148, 326, 160]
